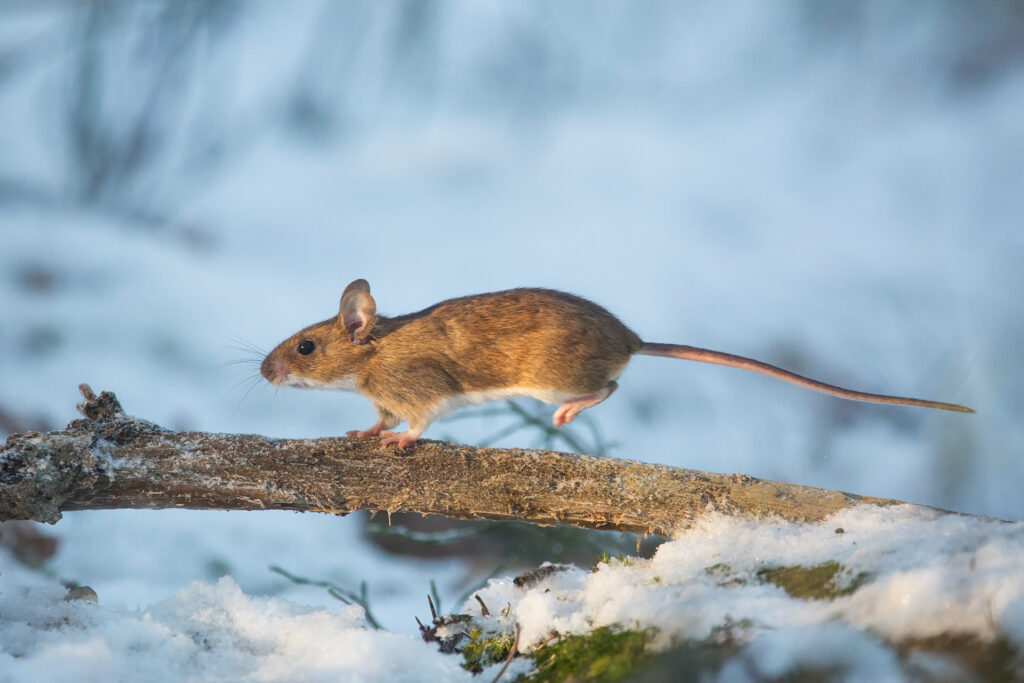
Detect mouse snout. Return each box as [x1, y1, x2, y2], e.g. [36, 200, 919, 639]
[260, 356, 289, 385]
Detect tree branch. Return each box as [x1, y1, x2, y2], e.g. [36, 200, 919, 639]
[1, 385, 925, 534]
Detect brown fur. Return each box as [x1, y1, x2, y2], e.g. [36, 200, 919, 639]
[262, 281, 971, 444]
[261, 287, 642, 429]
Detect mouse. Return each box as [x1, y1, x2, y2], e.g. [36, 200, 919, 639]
[260, 279, 972, 448]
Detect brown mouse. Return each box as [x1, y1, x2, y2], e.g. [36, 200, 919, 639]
[260, 279, 972, 448]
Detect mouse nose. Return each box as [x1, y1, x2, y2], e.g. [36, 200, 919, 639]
[260, 356, 280, 384]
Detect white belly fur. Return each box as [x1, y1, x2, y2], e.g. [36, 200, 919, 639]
[424, 386, 577, 424]
[282, 374, 360, 391]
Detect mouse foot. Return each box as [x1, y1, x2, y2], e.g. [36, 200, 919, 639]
[378, 430, 419, 449]
[552, 382, 618, 428]
[347, 423, 387, 438]
[552, 404, 583, 427]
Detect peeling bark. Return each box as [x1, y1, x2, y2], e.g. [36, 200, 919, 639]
[0, 385, 922, 534]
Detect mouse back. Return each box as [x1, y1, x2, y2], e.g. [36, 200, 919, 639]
[367, 288, 642, 397]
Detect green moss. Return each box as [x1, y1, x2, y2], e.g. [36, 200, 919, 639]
[461, 630, 516, 674]
[704, 562, 747, 587]
[520, 627, 652, 682]
[898, 634, 1022, 681]
[756, 561, 870, 601]
[592, 552, 635, 572]
[633, 640, 741, 680]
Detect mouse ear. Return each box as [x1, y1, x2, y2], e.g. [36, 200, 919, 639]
[339, 280, 377, 345]
[342, 278, 371, 298]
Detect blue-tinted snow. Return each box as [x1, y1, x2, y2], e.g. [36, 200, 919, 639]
[0, 2, 1021, 678]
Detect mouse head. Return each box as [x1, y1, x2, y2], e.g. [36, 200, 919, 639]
[260, 279, 378, 389]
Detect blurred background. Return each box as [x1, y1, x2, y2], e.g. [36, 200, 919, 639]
[1, 0, 1022, 632]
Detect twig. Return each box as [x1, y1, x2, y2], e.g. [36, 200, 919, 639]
[533, 632, 560, 653]
[427, 594, 438, 622]
[475, 594, 490, 616]
[491, 623, 521, 683]
[269, 565, 382, 629]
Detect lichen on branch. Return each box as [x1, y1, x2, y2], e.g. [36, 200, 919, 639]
[1, 384, 913, 532]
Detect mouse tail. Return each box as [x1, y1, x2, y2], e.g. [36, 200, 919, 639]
[637, 342, 973, 413]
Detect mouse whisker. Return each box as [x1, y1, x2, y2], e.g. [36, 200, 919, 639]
[226, 346, 265, 359]
[220, 334, 268, 357]
[216, 358, 263, 370]
[229, 373, 264, 393]
[230, 374, 266, 419]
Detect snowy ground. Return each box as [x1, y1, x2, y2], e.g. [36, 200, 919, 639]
[3, 507, 1023, 681]
[1, 1, 1022, 680]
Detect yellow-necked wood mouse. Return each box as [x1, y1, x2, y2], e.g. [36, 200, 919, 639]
[261, 279, 972, 447]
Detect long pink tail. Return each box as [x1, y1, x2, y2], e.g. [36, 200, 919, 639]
[637, 343, 973, 413]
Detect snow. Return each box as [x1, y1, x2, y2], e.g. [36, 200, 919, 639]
[466, 506, 1024, 679]
[0, 566, 470, 683]
[41, 508, 467, 633]
[481, 506, 1024, 650]
[4, 506, 1023, 680]
[717, 623, 904, 683]
[1, 1, 1022, 680]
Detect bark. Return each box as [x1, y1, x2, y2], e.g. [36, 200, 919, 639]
[0, 385, 921, 535]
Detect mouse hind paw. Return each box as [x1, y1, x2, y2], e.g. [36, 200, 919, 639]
[552, 382, 618, 427]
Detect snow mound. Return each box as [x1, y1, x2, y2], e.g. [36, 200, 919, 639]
[0, 572, 470, 683]
[4, 505, 1022, 681]
[465, 505, 1024, 678]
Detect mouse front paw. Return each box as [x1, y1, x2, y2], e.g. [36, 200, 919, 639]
[347, 421, 390, 438]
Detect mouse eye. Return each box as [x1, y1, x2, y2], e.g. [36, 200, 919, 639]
[297, 339, 315, 355]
